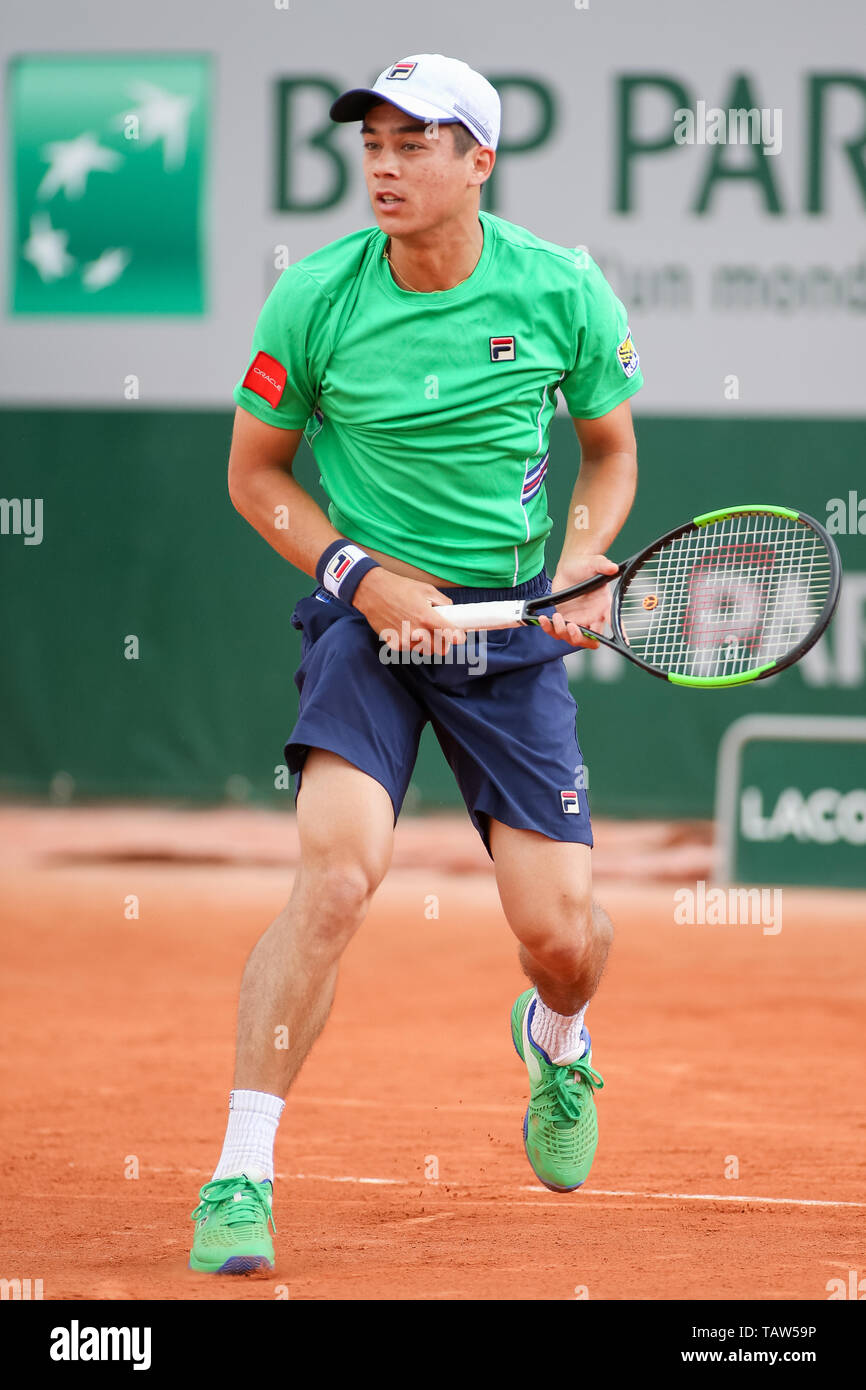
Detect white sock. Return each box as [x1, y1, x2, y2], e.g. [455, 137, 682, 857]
[529, 993, 588, 1065]
[212, 1089, 285, 1184]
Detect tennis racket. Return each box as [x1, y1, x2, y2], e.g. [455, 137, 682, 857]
[433, 505, 841, 688]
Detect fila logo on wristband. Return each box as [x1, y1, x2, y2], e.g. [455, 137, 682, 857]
[323, 544, 369, 596]
[242, 351, 287, 407]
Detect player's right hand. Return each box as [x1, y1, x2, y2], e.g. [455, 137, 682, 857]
[352, 567, 467, 655]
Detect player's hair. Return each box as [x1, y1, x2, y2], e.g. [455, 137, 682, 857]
[450, 122, 479, 157]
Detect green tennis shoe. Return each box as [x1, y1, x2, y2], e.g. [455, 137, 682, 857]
[189, 1171, 276, 1274]
[511, 988, 604, 1192]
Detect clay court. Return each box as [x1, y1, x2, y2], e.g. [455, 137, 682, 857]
[2, 807, 863, 1302]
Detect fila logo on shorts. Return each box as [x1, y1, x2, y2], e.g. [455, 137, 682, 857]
[387, 61, 417, 80]
[322, 544, 370, 597]
[561, 790, 580, 814]
[243, 351, 287, 407]
[490, 336, 516, 362]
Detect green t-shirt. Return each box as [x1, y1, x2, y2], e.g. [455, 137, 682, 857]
[234, 210, 642, 587]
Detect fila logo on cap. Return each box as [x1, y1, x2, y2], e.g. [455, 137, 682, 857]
[330, 54, 502, 151]
[490, 336, 516, 362]
[561, 790, 580, 814]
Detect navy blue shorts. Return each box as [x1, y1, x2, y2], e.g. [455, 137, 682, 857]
[285, 568, 592, 858]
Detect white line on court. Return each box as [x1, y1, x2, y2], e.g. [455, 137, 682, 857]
[284, 1172, 405, 1185]
[149, 1167, 405, 1185]
[521, 1186, 866, 1209]
[392, 1212, 455, 1226]
[277, 1172, 866, 1209]
[146, 1167, 866, 1209]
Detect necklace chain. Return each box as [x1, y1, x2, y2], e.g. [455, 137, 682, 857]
[383, 238, 475, 294]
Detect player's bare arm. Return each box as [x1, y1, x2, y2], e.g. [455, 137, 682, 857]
[227, 409, 329, 570]
[228, 406, 464, 649]
[536, 398, 639, 650]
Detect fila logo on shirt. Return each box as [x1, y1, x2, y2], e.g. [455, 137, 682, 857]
[490, 336, 516, 362]
[561, 790, 580, 814]
[387, 61, 417, 80]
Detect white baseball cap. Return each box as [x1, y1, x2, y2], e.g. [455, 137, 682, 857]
[330, 53, 500, 150]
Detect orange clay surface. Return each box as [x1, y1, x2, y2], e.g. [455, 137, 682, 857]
[1, 807, 864, 1301]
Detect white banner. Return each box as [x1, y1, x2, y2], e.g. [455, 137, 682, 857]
[0, 0, 862, 414]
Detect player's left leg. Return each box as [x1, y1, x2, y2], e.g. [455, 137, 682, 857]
[489, 828, 610, 1015]
[490, 825, 608, 1192]
[404, 565, 607, 1191]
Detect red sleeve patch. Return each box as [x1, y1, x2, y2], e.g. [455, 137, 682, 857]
[242, 351, 287, 408]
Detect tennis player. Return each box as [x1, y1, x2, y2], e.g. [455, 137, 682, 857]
[189, 53, 642, 1274]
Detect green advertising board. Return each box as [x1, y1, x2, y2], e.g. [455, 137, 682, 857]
[0, 410, 863, 817]
[715, 716, 866, 888]
[9, 55, 209, 314]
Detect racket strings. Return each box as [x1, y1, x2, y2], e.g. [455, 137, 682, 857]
[618, 512, 832, 678]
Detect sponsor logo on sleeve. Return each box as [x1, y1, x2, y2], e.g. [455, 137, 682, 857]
[243, 351, 287, 407]
[616, 330, 640, 378]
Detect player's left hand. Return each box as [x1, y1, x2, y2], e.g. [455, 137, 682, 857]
[537, 554, 618, 648]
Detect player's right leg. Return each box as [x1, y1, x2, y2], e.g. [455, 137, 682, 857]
[234, 747, 396, 1096]
[190, 581, 425, 1273]
[189, 749, 395, 1275]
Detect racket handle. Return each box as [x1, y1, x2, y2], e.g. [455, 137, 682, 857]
[432, 600, 525, 630]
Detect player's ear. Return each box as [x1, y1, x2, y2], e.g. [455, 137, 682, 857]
[470, 147, 495, 186]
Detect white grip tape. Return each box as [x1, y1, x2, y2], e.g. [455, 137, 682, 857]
[432, 600, 526, 631]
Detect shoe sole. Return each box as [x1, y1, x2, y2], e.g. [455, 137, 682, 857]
[189, 1254, 274, 1275]
[512, 999, 588, 1195]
